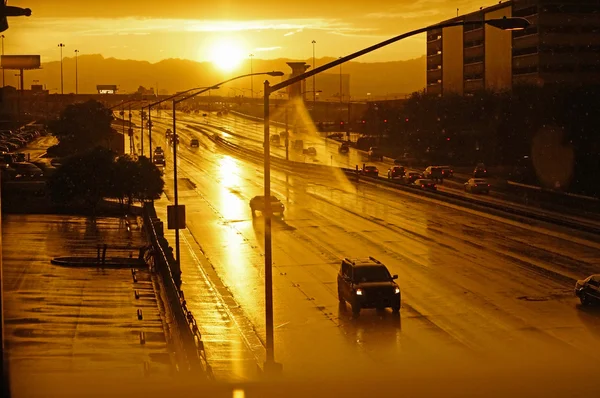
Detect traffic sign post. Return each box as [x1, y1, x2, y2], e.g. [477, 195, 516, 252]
[167, 205, 186, 230]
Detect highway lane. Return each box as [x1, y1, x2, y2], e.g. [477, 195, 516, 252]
[137, 112, 600, 386]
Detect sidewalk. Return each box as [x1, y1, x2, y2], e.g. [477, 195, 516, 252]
[2, 214, 173, 397]
[154, 196, 263, 382]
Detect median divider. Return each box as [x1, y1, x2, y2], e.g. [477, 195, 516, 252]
[142, 202, 212, 379]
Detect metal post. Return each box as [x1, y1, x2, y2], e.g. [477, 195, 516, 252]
[172, 100, 181, 287]
[339, 58, 343, 104]
[312, 40, 317, 103]
[1, 35, 4, 88]
[74, 49, 79, 95]
[148, 106, 153, 161]
[263, 80, 275, 366]
[58, 43, 65, 95]
[129, 104, 134, 155]
[250, 54, 254, 98]
[285, 105, 289, 161]
[0, 172, 11, 398]
[347, 102, 351, 141]
[141, 107, 144, 156]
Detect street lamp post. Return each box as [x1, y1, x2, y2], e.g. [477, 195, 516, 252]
[260, 15, 529, 373]
[74, 49, 79, 94]
[1, 35, 5, 88]
[339, 57, 343, 103]
[312, 40, 317, 103]
[249, 54, 254, 98]
[58, 43, 65, 94]
[169, 71, 283, 288]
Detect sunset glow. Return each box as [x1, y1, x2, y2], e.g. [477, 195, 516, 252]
[206, 37, 246, 72]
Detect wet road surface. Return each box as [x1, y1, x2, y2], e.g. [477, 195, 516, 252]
[135, 111, 600, 387]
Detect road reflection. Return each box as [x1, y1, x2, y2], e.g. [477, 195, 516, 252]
[337, 302, 402, 353]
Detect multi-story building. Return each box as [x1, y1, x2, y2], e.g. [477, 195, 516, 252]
[426, 0, 600, 95]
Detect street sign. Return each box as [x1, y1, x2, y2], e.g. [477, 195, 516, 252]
[167, 205, 186, 230]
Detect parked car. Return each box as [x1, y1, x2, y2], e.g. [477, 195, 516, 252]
[575, 275, 600, 305]
[464, 178, 490, 194]
[337, 257, 401, 316]
[361, 165, 379, 177]
[339, 142, 349, 154]
[10, 162, 44, 180]
[387, 166, 405, 179]
[190, 138, 199, 148]
[412, 178, 437, 191]
[270, 135, 281, 146]
[440, 165, 454, 178]
[249, 195, 285, 217]
[293, 139, 304, 151]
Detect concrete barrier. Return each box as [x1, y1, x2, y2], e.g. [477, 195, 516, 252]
[142, 203, 208, 377]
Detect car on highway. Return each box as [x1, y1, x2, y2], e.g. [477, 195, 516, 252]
[464, 178, 490, 194]
[293, 139, 304, 151]
[270, 135, 281, 146]
[361, 165, 379, 177]
[154, 146, 164, 155]
[387, 166, 405, 179]
[165, 129, 173, 138]
[424, 166, 444, 181]
[249, 195, 285, 218]
[303, 147, 317, 156]
[169, 135, 180, 145]
[339, 142, 349, 154]
[337, 257, 401, 316]
[413, 178, 437, 191]
[575, 275, 600, 305]
[153, 154, 166, 167]
[403, 171, 423, 184]
[368, 146, 384, 161]
[190, 138, 199, 148]
[474, 163, 488, 178]
[440, 165, 454, 178]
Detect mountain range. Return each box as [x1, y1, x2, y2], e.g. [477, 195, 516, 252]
[12, 54, 426, 98]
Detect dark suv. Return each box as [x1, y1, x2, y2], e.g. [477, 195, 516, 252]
[337, 257, 401, 316]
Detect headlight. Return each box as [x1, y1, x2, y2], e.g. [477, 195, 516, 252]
[395, 287, 400, 294]
[355, 288, 363, 296]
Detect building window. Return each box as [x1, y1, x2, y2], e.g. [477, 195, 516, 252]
[513, 46, 538, 56]
[513, 65, 538, 75]
[464, 39, 484, 48]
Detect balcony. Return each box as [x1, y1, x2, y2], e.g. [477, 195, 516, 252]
[464, 62, 483, 77]
[427, 68, 442, 82]
[427, 53, 442, 68]
[513, 33, 540, 50]
[513, 53, 539, 69]
[426, 83, 442, 95]
[464, 28, 484, 43]
[464, 78, 484, 93]
[464, 45, 484, 60]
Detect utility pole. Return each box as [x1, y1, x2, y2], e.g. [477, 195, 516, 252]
[1, 35, 5, 88]
[128, 104, 134, 155]
[74, 49, 79, 94]
[312, 40, 317, 103]
[249, 54, 254, 98]
[58, 43, 65, 94]
[339, 57, 343, 104]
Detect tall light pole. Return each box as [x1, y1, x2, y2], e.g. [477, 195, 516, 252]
[339, 56, 343, 104]
[170, 71, 283, 289]
[74, 49, 79, 94]
[58, 43, 65, 94]
[1, 35, 5, 88]
[260, 15, 529, 374]
[249, 53, 254, 98]
[312, 40, 317, 103]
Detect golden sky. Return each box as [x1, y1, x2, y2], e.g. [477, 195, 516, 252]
[7, 0, 492, 67]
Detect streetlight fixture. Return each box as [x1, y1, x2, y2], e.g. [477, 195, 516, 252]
[58, 43, 65, 94]
[311, 40, 317, 103]
[74, 49, 79, 94]
[259, 15, 529, 373]
[169, 71, 283, 288]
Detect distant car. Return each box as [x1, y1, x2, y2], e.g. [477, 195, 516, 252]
[270, 135, 281, 146]
[153, 155, 166, 167]
[169, 135, 179, 145]
[403, 171, 423, 184]
[423, 166, 444, 180]
[387, 166, 405, 179]
[279, 130, 289, 139]
[474, 163, 487, 178]
[361, 165, 379, 177]
[413, 178, 437, 191]
[293, 139, 304, 151]
[303, 147, 317, 156]
[165, 129, 173, 138]
[249, 195, 285, 217]
[368, 147, 383, 161]
[190, 139, 199, 148]
[337, 257, 401, 316]
[464, 178, 490, 194]
[154, 146, 164, 155]
[339, 142, 349, 154]
[575, 275, 600, 306]
[440, 165, 454, 178]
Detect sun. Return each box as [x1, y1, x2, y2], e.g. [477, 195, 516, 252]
[207, 37, 245, 72]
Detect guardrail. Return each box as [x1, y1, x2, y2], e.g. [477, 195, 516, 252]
[142, 203, 212, 378]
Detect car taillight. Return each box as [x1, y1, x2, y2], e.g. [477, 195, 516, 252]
[488, 184, 491, 187]
[421, 184, 425, 188]
[474, 184, 478, 187]
[375, 169, 378, 173]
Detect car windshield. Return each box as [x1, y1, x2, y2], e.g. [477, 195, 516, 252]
[354, 266, 391, 282]
[474, 179, 487, 184]
[365, 166, 377, 170]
